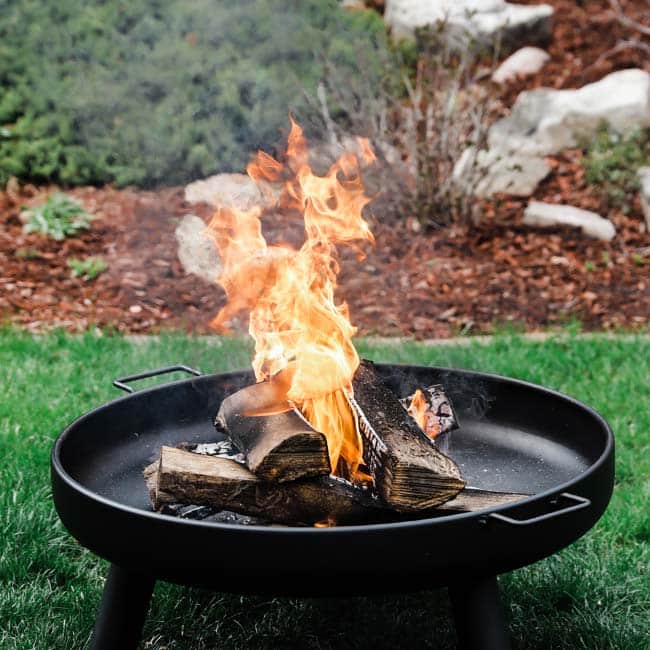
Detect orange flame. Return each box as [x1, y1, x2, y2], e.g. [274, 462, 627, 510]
[206, 117, 375, 476]
[407, 389, 441, 440]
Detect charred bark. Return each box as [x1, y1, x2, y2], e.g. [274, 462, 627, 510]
[350, 360, 465, 511]
[150, 446, 384, 526]
[215, 381, 331, 482]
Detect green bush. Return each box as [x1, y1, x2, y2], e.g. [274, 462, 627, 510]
[67, 256, 108, 281]
[0, 1, 388, 188]
[582, 125, 650, 211]
[21, 193, 93, 240]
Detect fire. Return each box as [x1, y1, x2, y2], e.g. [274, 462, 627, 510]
[206, 117, 375, 477]
[407, 389, 441, 440]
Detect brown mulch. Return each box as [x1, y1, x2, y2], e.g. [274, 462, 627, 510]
[500, 0, 650, 103]
[1, 169, 648, 338]
[0, 0, 649, 338]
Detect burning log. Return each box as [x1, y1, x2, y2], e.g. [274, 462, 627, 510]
[149, 446, 385, 526]
[400, 384, 459, 440]
[145, 447, 526, 524]
[350, 360, 465, 511]
[214, 380, 331, 482]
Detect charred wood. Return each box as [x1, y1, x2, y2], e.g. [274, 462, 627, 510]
[350, 360, 465, 511]
[399, 384, 459, 439]
[150, 446, 384, 526]
[214, 380, 331, 482]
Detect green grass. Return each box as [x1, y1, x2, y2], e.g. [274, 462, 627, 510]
[0, 331, 648, 649]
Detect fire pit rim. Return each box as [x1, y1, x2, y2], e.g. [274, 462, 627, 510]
[51, 363, 614, 534]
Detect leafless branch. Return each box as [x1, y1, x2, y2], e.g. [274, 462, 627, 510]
[609, 0, 650, 37]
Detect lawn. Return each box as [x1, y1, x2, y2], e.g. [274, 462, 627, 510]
[0, 330, 647, 649]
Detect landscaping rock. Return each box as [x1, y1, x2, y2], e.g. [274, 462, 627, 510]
[454, 147, 551, 197]
[184, 173, 265, 210]
[175, 214, 221, 283]
[384, 0, 553, 49]
[638, 167, 650, 231]
[489, 69, 650, 156]
[491, 46, 550, 84]
[522, 202, 616, 241]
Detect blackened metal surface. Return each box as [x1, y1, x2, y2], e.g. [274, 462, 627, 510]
[51, 364, 614, 596]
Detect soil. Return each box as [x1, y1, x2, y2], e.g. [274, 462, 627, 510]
[0, 0, 649, 338]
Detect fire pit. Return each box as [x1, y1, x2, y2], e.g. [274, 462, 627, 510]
[51, 362, 614, 649]
[50, 120, 614, 648]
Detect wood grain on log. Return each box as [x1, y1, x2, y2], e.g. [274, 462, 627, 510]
[215, 380, 331, 482]
[350, 360, 465, 511]
[151, 446, 384, 526]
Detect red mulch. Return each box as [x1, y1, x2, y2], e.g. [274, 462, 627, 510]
[1, 0, 649, 338]
[1, 169, 648, 338]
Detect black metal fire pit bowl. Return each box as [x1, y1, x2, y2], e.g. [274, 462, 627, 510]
[51, 363, 614, 650]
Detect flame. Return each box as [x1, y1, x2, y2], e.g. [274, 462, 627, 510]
[206, 117, 375, 477]
[407, 388, 441, 440]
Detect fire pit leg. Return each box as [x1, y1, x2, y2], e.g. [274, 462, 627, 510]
[90, 564, 155, 650]
[448, 575, 511, 650]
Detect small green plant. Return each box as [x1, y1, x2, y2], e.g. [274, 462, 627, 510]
[15, 247, 41, 259]
[582, 125, 650, 210]
[67, 256, 108, 281]
[21, 193, 93, 240]
[584, 261, 596, 272]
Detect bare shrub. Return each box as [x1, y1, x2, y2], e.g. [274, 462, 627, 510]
[307, 25, 497, 229]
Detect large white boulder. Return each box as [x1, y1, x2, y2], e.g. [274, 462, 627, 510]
[384, 0, 553, 48]
[522, 201, 616, 240]
[638, 166, 650, 231]
[175, 214, 221, 283]
[489, 69, 650, 156]
[491, 46, 550, 84]
[454, 147, 551, 197]
[184, 173, 265, 210]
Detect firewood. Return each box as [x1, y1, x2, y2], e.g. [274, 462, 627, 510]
[433, 487, 528, 513]
[399, 384, 459, 439]
[146, 446, 526, 524]
[214, 380, 331, 482]
[151, 446, 385, 526]
[349, 360, 465, 511]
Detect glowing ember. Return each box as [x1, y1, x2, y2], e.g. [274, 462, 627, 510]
[206, 117, 375, 478]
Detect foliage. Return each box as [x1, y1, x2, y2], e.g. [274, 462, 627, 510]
[582, 125, 650, 211]
[21, 193, 92, 240]
[0, 1, 387, 188]
[312, 25, 494, 228]
[0, 330, 648, 649]
[67, 256, 108, 281]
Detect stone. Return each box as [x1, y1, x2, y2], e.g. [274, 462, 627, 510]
[184, 173, 265, 210]
[454, 147, 551, 197]
[489, 69, 650, 156]
[491, 46, 550, 84]
[522, 201, 616, 241]
[384, 0, 553, 49]
[175, 214, 221, 283]
[638, 167, 650, 231]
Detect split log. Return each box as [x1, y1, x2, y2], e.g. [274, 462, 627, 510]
[151, 446, 385, 526]
[146, 447, 527, 524]
[214, 380, 331, 482]
[433, 487, 528, 513]
[350, 360, 465, 511]
[399, 384, 459, 440]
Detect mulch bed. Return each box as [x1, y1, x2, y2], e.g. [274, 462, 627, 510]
[0, 0, 649, 338]
[1, 170, 647, 338]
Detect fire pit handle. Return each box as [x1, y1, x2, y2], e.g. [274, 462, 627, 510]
[487, 492, 591, 527]
[113, 365, 202, 393]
